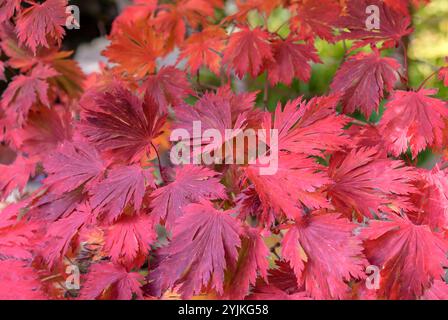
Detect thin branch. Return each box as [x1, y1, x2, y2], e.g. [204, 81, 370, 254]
[417, 70, 439, 91]
[262, 13, 268, 30]
[273, 19, 290, 35]
[41, 274, 62, 282]
[439, 162, 448, 171]
[341, 40, 348, 63]
[151, 142, 165, 184]
[263, 71, 269, 110]
[193, 82, 219, 91]
[400, 40, 409, 86]
[410, 58, 440, 70]
[208, 47, 224, 58]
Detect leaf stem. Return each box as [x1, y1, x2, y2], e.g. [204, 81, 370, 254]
[417, 70, 438, 91]
[263, 71, 269, 110]
[151, 142, 165, 184]
[439, 162, 448, 171]
[400, 40, 409, 86]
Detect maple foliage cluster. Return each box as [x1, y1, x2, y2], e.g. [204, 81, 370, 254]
[0, 0, 448, 300]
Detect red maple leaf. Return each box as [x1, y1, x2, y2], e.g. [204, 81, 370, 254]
[361, 213, 448, 299]
[346, 123, 388, 156]
[30, 188, 85, 222]
[79, 262, 144, 300]
[141, 66, 192, 113]
[408, 167, 448, 230]
[0, 200, 40, 260]
[149, 200, 241, 298]
[378, 89, 448, 157]
[104, 214, 156, 270]
[215, 85, 260, 123]
[179, 27, 227, 76]
[331, 50, 400, 117]
[383, 0, 429, 16]
[236, 185, 275, 226]
[439, 68, 448, 87]
[40, 206, 91, 268]
[338, 0, 413, 48]
[223, 226, 269, 299]
[282, 211, 367, 299]
[16, 0, 68, 54]
[0, 23, 85, 98]
[103, 18, 165, 79]
[152, 0, 217, 50]
[245, 151, 331, 221]
[266, 37, 321, 86]
[0, 260, 46, 300]
[422, 280, 448, 300]
[1, 64, 59, 124]
[265, 95, 350, 156]
[89, 165, 154, 223]
[80, 83, 166, 164]
[0, 155, 36, 200]
[291, 0, 341, 42]
[173, 90, 248, 160]
[152, 4, 186, 50]
[10, 106, 73, 157]
[327, 148, 416, 219]
[227, 0, 283, 23]
[150, 165, 226, 229]
[43, 141, 106, 195]
[111, 0, 157, 33]
[223, 27, 273, 78]
[0, 0, 20, 23]
[249, 263, 311, 300]
[248, 261, 311, 300]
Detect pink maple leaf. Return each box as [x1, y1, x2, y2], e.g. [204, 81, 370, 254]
[266, 37, 321, 86]
[338, 0, 412, 49]
[265, 95, 350, 156]
[41, 206, 91, 268]
[291, 0, 341, 42]
[0, 260, 46, 300]
[245, 151, 331, 221]
[223, 226, 269, 299]
[361, 213, 448, 299]
[104, 214, 156, 270]
[223, 27, 273, 78]
[282, 211, 368, 299]
[89, 164, 154, 223]
[79, 262, 144, 300]
[0, 155, 37, 200]
[43, 141, 106, 195]
[327, 148, 416, 219]
[0, 0, 20, 23]
[379, 89, 448, 157]
[80, 83, 166, 164]
[331, 50, 400, 117]
[150, 165, 226, 229]
[141, 66, 192, 113]
[1, 64, 58, 124]
[149, 200, 241, 299]
[16, 0, 68, 54]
